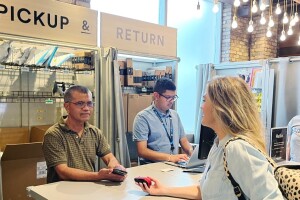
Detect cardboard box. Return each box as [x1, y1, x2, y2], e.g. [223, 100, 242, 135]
[0, 127, 29, 151]
[30, 125, 52, 142]
[118, 61, 126, 86]
[127, 94, 153, 132]
[72, 51, 92, 69]
[165, 66, 173, 80]
[1, 143, 47, 200]
[126, 58, 133, 68]
[123, 94, 128, 132]
[146, 69, 166, 88]
[133, 69, 143, 86]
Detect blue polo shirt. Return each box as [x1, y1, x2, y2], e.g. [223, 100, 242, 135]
[133, 103, 186, 163]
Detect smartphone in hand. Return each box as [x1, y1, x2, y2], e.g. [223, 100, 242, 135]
[112, 168, 127, 176]
[134, 176, 152, 187]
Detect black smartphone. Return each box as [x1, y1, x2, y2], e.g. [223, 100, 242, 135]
[112, 168, 127, 176]
[134, 177, 152, 187]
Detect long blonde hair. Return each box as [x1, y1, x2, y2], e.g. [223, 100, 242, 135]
[207, 76, 266, 153]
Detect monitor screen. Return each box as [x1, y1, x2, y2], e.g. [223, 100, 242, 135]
[198, 125, 216, 160]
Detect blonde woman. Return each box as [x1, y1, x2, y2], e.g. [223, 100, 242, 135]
[136, 76, 283, 199]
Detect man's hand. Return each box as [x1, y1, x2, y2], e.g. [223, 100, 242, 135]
[169, 154, 189, 163]
[97, 168, 127, 182]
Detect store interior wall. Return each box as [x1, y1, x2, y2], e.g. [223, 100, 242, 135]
[91, 0, 222, 136]
[167, 0, 222, 134]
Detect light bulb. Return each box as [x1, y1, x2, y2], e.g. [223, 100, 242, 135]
[260, 13, 266, 24]
[290, 16, 296, 27]
[280, 30, 286, 41]
[287, 26, 293, 35]
[232, 16, 238, 29]
[234, 0, 240, 7]
[266, 27, 272, 37]
[260, 2, 266, 11]
[294, 12, 299, 22]
[213, 4, 219, 13]
[252, 0, 258, 13]
[268, 15, 275, 27]
[282, 12, 289, 24]
[243, 0, 249, 2]
[275, 3, 281, 15]
[248, 20, 254, 32]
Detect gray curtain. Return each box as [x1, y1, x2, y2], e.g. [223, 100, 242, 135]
[99, 47, 131, 168]
[194, 64, 214, 144]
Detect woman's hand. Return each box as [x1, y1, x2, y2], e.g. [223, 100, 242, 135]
[135, 177, 168, 196]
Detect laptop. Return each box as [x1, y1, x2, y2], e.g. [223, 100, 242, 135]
[164, 144, 206, 169]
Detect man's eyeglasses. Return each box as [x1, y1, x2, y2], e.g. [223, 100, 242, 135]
[67, 101, 94, 108]
[159, 93, 179, 102]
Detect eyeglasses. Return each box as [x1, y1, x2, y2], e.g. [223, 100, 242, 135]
[67, 101, 94, 108]
[159, 93, 179, 102]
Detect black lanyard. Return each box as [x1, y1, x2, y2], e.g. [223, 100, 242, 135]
[152, 107, 174, 153]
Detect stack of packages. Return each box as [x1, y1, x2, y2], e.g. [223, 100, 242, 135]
[72, 51, 92, 70]
[118, 58, 142, 87]
[118, 57, 173, 88]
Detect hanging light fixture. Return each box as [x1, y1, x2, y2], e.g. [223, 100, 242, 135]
[252, 0, 258, 13]
[234, 0, 241, 7]
[197, 0, 200, 10]
[243, 0, 249, 2]
[289, 0, 295, 27]
[260, 12, 267, 24]
[282, 0, 289, 24]
[280, 25, 286, 41]
[275, 0, 282, 15]
[248, 0, 254, 33]
[268, 0, 275, 27]
[287, 25, 293, 35]
[295, 4, 299, 23]
[283, 12, 289, 23]
[213, 0, 219, 13]
[260, 0, 266, 11]
[266, 27, 272, 37]
[232, 8, 238, 29]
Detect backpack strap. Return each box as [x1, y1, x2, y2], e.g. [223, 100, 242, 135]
[223, 137, 277, 200]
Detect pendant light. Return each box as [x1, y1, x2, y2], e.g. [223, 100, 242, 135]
[275, 0, 282, 15]
[248, 0, 254, 32]
[213, 0, 219, 13]
[280, 25, 286, 41]
[287, 25, 293, 35]
[197, 0, 200, 10]
[260, 12, 267, 24]
[234, 0, 241, 7]
[282, 0, 289, 24]
[268, 0, 275, 27]
[232, 8, 238, 29]
[260, 0, 266, 11]
[295, 4, 299, 23]
[252, 0, 258, 13]
[266, 27, 272, 37]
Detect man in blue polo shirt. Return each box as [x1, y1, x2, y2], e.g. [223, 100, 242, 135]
[133, 78, 193, 164]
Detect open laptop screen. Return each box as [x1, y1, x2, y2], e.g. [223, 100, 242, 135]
[198, 125, 216, 160]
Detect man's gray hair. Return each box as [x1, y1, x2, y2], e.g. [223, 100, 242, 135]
[64, 85, 91, 102]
